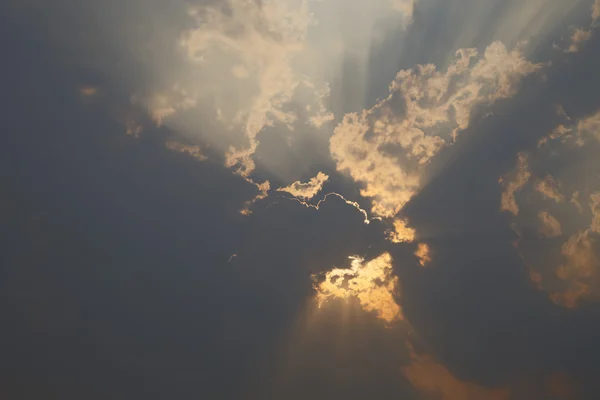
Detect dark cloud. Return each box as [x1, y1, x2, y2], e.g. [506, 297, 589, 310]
[4, 1, 600, 399]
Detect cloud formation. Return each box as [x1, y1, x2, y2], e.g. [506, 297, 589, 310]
[314, 253, 402, 323]
[502, 108, 600, 308]
[414, 243, 431, 267]
[277, 172, 329, 200]
[500, 152, 531, 215]
[331, 42, 540, 220]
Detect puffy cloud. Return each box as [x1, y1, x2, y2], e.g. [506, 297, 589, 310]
[403, 347, 510, 400]
[535, 175, 565, 204]
[331, 42, 540, 219]
[313, 253, 402, 323]
[180, 0, 315, 176]
[593, 0, 600, 22]
[388, 218, 416, 243]
[414, 243, 431, 267]
[502, 109, 600, 307]
[499, 153, 531, 215]
[539, 211, 562, 238]
[277, 172, 329, 200]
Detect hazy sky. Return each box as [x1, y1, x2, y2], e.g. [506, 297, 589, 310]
[2, 0, 600, 399]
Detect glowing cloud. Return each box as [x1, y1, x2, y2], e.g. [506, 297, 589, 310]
[500, 153, 531, 216]
[277, 172, 329, 200]
[314, 253, 402, 323]
[331, 42, 540, 219]
[593, 0, 600, 22]
[240, 180, 271, 216]
[388, 218, 416, 243]
[415, 243, 432, 267]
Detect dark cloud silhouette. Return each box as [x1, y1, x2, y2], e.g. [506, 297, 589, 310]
[3, 1, 600, 399]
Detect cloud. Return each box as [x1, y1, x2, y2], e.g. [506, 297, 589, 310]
[388, 218, 416, 243]
[593, 0, 600, 22]
[165, 140, 207, 162]
[414, 243, 431, 267]
[240, 179, 271, 216]
[571, 191, 584, 213]
[151, 0, 319, 177]
[535, 175, 565, 203]
[403, 347, 510, 400]
[552, 226, 598, 308]
[539, 211, 562, 237]
[313, 253, 402, 323]
[499, 152, 531, 215]
[566, 28, 592, 53]
[502, 109, 600, 308]
[331, 42, 540, 219]
[577, 109, 600, 142]
[388, 0, 418, 21]
[277, 172, 329, 200]
[136, 85, 198, 126]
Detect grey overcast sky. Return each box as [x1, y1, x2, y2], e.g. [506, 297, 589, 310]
[2, 0, 600, 399]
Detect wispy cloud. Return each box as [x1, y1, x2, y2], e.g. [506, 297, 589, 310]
[539, 211, 562, 238]
[165, 140, 207, 162]
[277, 172, 329, 200]
[500, 153, 531, 216]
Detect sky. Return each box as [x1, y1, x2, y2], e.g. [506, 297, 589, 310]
[2, 0, 600, 399]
